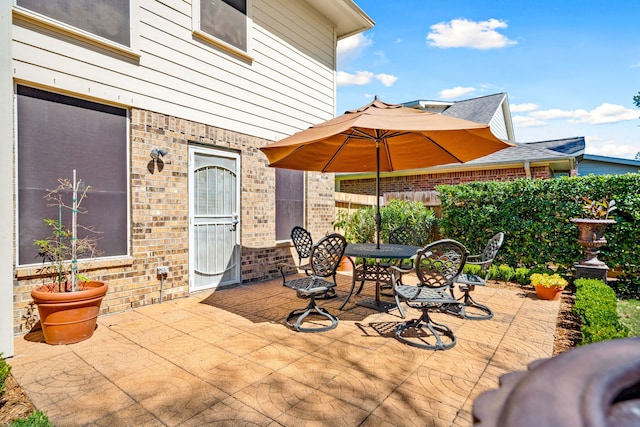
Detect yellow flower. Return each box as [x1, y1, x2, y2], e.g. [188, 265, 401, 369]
[530, 273, 568, 288]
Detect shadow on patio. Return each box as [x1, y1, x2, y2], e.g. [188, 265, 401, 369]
[9, 274, 560, 426]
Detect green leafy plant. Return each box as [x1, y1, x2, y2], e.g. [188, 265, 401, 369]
[33, 171, 101, 292]
[529, 273, 568, 288]
[9, 410, 53, 427]
[0, 353, 11, 396]
[581, 197, 617, 219]
[514, 267, 530, 285]
[333, 199, 437, 245]
[497, 264, 515, 283]
[462, 263, 482, 276]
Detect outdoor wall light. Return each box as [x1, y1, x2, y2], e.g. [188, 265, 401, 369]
[150, 148, 168, 160]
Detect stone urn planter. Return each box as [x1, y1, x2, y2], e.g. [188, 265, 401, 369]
[31, 281, 108, 345]
[570, 218, 616, 267]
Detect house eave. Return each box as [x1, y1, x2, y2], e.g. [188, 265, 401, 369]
[304, 0, 374, 40]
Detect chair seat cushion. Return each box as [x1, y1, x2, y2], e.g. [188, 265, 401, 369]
[395, 285, 456, 304]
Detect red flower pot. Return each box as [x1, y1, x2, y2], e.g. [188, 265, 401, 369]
[535, 285, 563, 301]
[31, 281, 108, 345]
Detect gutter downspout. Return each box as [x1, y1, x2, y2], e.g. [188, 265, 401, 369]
[524, 161, 532, 179]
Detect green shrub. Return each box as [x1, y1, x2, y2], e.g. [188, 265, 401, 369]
[463, 263, 482, 276]
[437, 174, 640, 295]
[334, 199, 438, 245]
[574, 278, 629, 344]
[0, 353, 11, 396]
[487, 264, 499, 280]
[514, 267, 530, 285]
[497, 264, 515, 283]
[9, 410, 53, 427]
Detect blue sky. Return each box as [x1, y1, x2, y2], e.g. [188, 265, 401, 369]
[337, 1, 640, 159]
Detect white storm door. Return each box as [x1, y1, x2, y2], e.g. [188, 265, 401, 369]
[189, 146, 240, 291]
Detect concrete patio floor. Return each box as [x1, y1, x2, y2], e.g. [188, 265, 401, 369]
[9, 273, 560, 426]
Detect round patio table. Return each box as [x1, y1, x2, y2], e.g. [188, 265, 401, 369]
[340, 243, 421, 312]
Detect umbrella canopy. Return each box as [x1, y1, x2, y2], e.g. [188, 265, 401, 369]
[260, 98, 513, 247]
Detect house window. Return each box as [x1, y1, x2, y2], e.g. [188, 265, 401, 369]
[16, 0, 131, 47]
[275, 169, 304, 241]
[194, 0, 250, 57]
[17, 85, 128, 265]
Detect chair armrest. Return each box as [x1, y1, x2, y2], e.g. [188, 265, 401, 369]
[388, 264, 413, 289]
[465, 254, 483, 263]
[465, 258, 493, 268]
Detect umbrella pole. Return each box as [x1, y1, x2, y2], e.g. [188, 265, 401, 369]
[375, 140, 381, 249]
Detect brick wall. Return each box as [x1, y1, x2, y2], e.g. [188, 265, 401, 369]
[12, 108, 335, 334]
[338, 166, 553, 195]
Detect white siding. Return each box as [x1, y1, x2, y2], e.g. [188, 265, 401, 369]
[12, 0, 337, 139]
[489, 106, 508, 141]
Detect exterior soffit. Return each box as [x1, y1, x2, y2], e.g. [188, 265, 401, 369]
[303, 0, 374, 39]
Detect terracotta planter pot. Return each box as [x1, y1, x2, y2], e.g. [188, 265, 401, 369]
[535, 285, 563, 301]
[31, 281, 108, 345]
[337, 256, 353, 272]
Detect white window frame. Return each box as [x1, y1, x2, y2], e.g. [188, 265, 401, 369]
[192, 0, 253, 62]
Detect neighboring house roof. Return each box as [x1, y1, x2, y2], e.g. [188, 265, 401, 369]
[403, 93, 516, 142]
[306, 0, 374, 40]
[463, 137, 584, 168]
[440, 93, 505, 124]
[335, 136, 586, 182]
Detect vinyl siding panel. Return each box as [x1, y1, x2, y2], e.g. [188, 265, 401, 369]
[489, 106, 508, 140]
[12, 0, 337, 140]
[578, 160, 640, 176]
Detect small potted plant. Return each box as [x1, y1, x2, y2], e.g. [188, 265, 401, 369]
[570, 197, 616, 267]
[530, 273, 568, 301]
[30, 170, 108, 345]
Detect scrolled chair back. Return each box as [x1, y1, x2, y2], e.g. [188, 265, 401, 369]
[310, 233, 347, 278]
[291, 226, 313, 260]
[415, 239, 468, 288]
[481, 232, 505, 266]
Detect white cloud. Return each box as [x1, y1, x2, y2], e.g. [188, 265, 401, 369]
[510, 103, 539, 113]
[427, 18, 517, 49]
[337, 33, 374, 69]
[439, 86, 476, 99]
[530, 103, 638, 125]
[572, 103, 638, 124]
[513, 115, 546, 127]
[585, 140, 639, 157]
[336, 70, 374, 87]
[375, 73, 398, 87]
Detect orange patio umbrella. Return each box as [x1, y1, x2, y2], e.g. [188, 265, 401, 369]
[260, 98, 513, 247]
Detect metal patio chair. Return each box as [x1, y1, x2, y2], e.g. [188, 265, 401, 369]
[389, 239, 468, 350]
[283, 233, 346, 332]
[278, 226, 337, 299]
[447, 232, 504, 320]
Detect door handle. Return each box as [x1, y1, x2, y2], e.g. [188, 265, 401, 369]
[230, 219, 239, 231]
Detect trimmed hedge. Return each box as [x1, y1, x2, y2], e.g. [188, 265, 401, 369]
[574, 278, 629, 344]
[437, 174, 640, 295]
